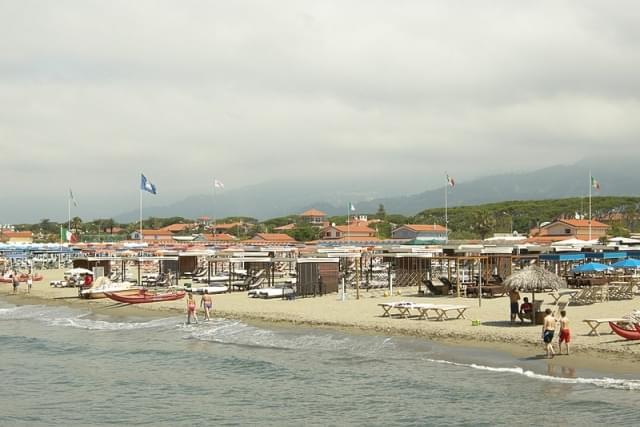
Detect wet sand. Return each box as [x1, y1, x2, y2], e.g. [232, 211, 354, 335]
[4, 268, 640, 373]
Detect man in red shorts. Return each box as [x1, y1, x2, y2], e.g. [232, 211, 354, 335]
[558, 310, 571, 355]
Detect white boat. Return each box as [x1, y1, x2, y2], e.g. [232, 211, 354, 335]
[80, 279, 140, 299]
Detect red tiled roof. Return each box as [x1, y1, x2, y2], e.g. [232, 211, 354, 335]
[2, 231, 33, 237]
[252, 233, 296, 242]
[555, 219, 608, 228]
[300, 209, 327, 217]
[402, 224, 448, 232]
[204, 233, 236, 241]
[159, 223, 193, 233]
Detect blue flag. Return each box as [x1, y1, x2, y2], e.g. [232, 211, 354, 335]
[140, 173, 157, 195]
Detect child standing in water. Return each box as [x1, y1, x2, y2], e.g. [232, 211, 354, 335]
[186, 292, 198, 325]
[558, 310, 571, 355]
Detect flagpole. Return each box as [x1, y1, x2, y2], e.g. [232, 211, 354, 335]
[347, 203, 350, 244]
[68, 193, 71, 233]
[445, 172, 448, 243]
[212, 180, 216, 236]
[140, 182, 143, 242]
[589, 169, 593, 244]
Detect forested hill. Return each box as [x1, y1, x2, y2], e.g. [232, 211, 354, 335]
[409, 196, 640, 239]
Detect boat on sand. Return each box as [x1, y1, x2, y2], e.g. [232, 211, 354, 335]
[609, 321, 640, 340]
[104, 289, 186, 304]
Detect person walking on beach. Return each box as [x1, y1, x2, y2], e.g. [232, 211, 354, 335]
[509, 288, 520, 324]
[558, 310, 571, 355]
[11, 275, 19, 294]
[27, 274, 33, 294]
[186, 292, 198, 325]
[542, 308, 556, 358]
[201, 291, 212, 321]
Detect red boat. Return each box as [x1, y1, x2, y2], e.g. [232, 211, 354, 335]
[636, 323, 640, 335]
[0, 273, 44, 283]
[104, 289, 186, 304]
[609, 321, 640, 340]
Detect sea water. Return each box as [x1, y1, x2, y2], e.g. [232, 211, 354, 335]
[1, 299, 639, 427]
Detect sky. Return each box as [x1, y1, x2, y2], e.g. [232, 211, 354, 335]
[1, 0, 640, 223]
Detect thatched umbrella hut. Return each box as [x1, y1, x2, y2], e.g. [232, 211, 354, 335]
[503, 265, 566, 325]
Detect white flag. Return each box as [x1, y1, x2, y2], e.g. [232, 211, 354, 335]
[349, 202, 356, 212]
[214, 179, 224, 189]
[69, 188, 78, 207]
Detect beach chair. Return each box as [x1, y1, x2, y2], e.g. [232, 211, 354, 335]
[567, 287, 594, 305]
[378, 301, 415, 318]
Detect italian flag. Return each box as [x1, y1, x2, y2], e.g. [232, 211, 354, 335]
[591, 175, 600, 190]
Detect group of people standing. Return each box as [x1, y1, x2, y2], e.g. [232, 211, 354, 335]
[9, 273, 33, 294]
[509, 288, 571, 358]
[185, 291, 213, 324]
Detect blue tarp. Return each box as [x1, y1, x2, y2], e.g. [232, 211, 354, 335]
[571, 262, 613, 273]
[587, 252, 627, 259]
[539, 253, 585, 261]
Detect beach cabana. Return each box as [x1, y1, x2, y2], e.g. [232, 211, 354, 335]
[503, 265, 565, 325]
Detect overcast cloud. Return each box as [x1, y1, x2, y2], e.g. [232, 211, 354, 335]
[1, 0, 639, 223]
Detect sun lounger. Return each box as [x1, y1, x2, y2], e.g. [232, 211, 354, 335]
[548, 289, 579, 305]
[413, 304, 468, 321]
[378, 301, 415, 318]
[582, 318, 632, 336]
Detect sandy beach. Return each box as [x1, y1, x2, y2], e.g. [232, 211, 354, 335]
[5, 268, 640, 372]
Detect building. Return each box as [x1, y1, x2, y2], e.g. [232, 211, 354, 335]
[321, 224, 376, 240]
[300, 209, 327, 227]
[245, 233, 297, 244]
[159, 223, 194, 234]
[130, 229, 175, 241]
[391, 224, 448, 241]
[530, 219, 609, 242]
[0, 230, 34, 243]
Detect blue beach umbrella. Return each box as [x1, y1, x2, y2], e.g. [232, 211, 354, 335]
[611, 258, 640, 269]
[571, 262, 613, 273]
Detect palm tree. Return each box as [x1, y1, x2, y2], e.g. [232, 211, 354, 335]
[103, 218, 116, 234]
[473, 210, 496, 240]
[71, 216, 83, 233]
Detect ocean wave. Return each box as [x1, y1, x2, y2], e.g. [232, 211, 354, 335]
[425, 358, 640, 391]
[0, 303, 179, 331]
[183, 318, 396, 356]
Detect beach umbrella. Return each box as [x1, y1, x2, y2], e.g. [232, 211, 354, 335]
[503, 265, 565, 325]
[611, 258, 640, 269]
[571, 262, 613, 274]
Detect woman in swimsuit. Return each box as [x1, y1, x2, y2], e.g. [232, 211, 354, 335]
[201, 290, 212, 321]
[186, 292, 198, 325]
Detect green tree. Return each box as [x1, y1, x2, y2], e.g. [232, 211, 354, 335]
[473, 210, 496, 240]
[288, 224, 320, 242]
[71, 216, 83, 233]
[375, 204, 387, 220]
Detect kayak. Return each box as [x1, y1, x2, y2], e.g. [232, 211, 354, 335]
[609, 321, 640, 340]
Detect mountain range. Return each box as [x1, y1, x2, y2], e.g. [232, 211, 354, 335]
[114, 157, 639, 222]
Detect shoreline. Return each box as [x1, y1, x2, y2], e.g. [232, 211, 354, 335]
[4, 273, 640, 375]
